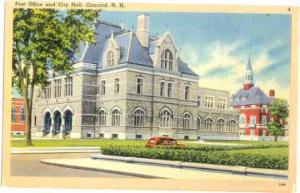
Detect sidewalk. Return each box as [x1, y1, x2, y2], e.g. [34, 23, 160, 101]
[11, 147, 101, 154]
[91, 154, 288, 179]
[41, 157, 288, 181]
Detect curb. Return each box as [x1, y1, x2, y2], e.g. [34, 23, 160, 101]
[40, 159, 161, 179]
[91, 154, 288, 179]
[11, 147, 101, 154]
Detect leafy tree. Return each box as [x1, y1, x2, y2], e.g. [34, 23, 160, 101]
[268, 98, 289, 141]
[13, 9, 99, 145]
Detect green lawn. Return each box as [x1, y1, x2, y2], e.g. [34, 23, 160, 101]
[225, 147, 288, 157]
[11, 139, 146, 148]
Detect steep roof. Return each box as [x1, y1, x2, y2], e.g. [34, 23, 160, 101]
[231, 86, 272, 106]
[75, 20, 197, 76]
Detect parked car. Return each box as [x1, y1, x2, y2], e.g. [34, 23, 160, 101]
[145, 136, 185, 148]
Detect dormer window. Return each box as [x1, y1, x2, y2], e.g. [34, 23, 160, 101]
[107, 51, 114, 66]
[161, 49, 173, 70]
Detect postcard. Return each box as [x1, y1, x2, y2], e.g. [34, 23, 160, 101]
[2, 1, 298, 192]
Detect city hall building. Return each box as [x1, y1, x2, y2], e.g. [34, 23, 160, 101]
[31, 14, 239, 140]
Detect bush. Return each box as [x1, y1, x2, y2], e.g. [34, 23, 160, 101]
[101, 145, 288, 169]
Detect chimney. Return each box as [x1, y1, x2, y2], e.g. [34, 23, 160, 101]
[136, 14, 149, 47]
[269, 89, 275, 97]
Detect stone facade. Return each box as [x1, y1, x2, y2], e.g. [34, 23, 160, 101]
[31, 14, 239, 140]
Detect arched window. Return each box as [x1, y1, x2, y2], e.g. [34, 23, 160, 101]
[182, 113, 192, 129]
[134, 109, 145, 126]
[217, 119, 225, 131]
[161, 49, 173, 70]
[197, 117, 202, 130]
[112, 109, 121, 126]
[11, 107, 16, 123]
[107, 51, 114, 66]
[99, 110, 106, 126]
[20, 107, 26, 122]
[204, 118, 213, 131]
[229, 120, 236, 131]
[160, 109, 172, 128]
[239, 114, 246, 124]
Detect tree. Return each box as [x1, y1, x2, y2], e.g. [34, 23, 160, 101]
[268, 98, 289, 141]
[13, 9, 99, 145]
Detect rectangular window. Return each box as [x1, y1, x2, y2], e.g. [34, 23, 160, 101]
[217, 98, 226, 109]
[197, 96, 201, 106]
[112, 134, 118, 139]
[99, 133, 104, 138]
[136, 134, 142, 140]
[100, 80, 105, 95]
[136, 78, 143, 94]
[44, 82, 51, 99]
[167, 83, 172, 97]
[205, 96, 214, 108]
[261, 115, 267, 125]
[160, 82, 165, 96]
[114, 78, 120, 94]
[64, 77, 73, 96]
[185, 86, 190, 100]
[54, 79, 62, 98]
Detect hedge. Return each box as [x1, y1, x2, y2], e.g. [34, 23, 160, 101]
[101, 145, 288, 169]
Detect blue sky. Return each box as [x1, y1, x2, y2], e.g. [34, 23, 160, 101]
[101, 11, 291, 99]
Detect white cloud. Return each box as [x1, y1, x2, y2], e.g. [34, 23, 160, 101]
[180, 40, 290, 100]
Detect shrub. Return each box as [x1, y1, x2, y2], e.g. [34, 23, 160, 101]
[101, 145, 288, 169]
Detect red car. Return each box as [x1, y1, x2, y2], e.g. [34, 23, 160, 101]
[145, 136, 185, 148]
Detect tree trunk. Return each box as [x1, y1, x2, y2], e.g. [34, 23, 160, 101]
[24, 95, 32, 146]
[275, 135, 278, 142]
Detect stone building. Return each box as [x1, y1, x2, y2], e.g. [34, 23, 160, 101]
[31, 14, 239, 140]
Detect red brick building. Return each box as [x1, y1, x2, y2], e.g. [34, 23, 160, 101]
[231, 57, 280, 140]
[11, 98, 26, 135]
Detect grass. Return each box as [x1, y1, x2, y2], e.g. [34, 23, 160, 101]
[205, 140, 288, 146]
[225, 147, 288, 157]
[11, 139, 146, 148]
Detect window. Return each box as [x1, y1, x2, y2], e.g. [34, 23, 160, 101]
[136, 134, 142, 140]
[112, 133, 118, 139]
[261, 115, 267, 125]
[167, 83, 172, 97]
[250, 116, 256, 125]
[228, 120, 236, 131]
[107, 51, 114, 66]
[54, 79, 62, 98]
[182, 113, 192, 129]
[197, 96, 201, 106]
[184, 136, 189, 140]
[239, 115, 246, 124]
[44, 82, 51, 98]
[134, 109, 145, 126]
[86, 133, 92, 138]
[217, 119, 225, 131]
[160, 110, 172, 128]
[20, 107, 25, 122]
[197, 117, 202, 130]
[99, 133, 104, 138]
[161, 49, 173, 70]
[112, 109, 121, 126]
[185, 86, 190, 100]
[204, 118, 213, 131]
[34, 116, 37, 126]
[11, 107, 16, 123]
[205, 96, 214, 108]
[64, 77, 73, 96]
[136, 78, 143, 94]
[160, 82, 165, 96]
[217, 98, 226, 109]
[100, 80, 105, 95]
[99, 110, 106, 126]
[114, 78, 120, 94]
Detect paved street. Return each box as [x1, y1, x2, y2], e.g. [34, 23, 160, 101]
[11, 153, 143, 178]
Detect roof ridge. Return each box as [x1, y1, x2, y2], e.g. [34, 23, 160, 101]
[126, 31, 133, 62]
[96, 20, 121, 28]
